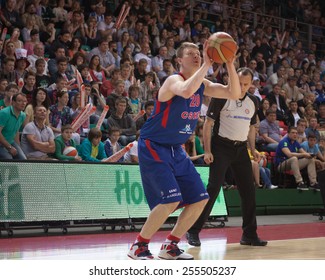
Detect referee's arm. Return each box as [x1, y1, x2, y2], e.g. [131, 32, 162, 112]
[203, 117, 215, 164]
[248, 125, 258, 161]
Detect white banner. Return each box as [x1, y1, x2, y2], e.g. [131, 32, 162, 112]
[0, 260, 322, 280]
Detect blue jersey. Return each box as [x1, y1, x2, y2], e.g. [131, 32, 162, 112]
[140, 76, 205, 146]
[275, 136, 301, 165]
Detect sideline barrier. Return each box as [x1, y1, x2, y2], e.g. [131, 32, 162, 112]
[0, 161, 227, 234]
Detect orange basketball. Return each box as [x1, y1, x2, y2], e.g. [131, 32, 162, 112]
[207, 32, 237, 64]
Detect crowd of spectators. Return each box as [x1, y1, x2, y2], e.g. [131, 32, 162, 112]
[0, 0, 324, 187]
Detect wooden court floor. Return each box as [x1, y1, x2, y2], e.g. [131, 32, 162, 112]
[0, 218, 324, 260]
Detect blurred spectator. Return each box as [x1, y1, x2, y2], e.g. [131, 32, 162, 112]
[35, 59, 51, 90]
[134, 42, 152, 72]
[266, 84, 288, 122]
[24, 88, 50, 125]
[83, 16, 99, 49]
[39, 0, 56, 24]
[301, 133, 325, 172]
[303, 104, 318, 125]
[101, 68, 122, 97]
[1, 40, 16, 62]
[136, 100, 154, 131]
[15, 49, 30, 82]
[109, 40, 121, 68]
[27, 43, 48, 75]
[0, 57, 16, 83]
[89, 54, 109, 83]
[98, 12, 115, 39]
[153, 29, 168, 54]
[0, 0, 24, 29]
[184, 132, 205, 164]
[104, 126, 123, 162]
[89, 1, 105, 23]
[68, 37, 85, 59]
[5, 27, 24, 49]
[296, 118, 308, 144]
[39, 21, 56, 48]
[50, 57, 75, 90]
[297, 73, 312, 96]
[152, 46, 168, 73]
[128, 85, 142, 117]
[286, 100, 304, 127]
[21, 15, 39, 43]
[315, 82, 325, 106]
[54, 124, 82, 161]
[257, 98, 270, 122]
[157, 59, 174, 84]
[0, 92, 27, 160]
[0, 84, 19, 110]
[0, 78, 8, 99]
[275, 126, 318, 190]
[134, 58, 148, 82]
[49, 89, 74, 139]
[265, 66, 286, 93]
[66, 11, 86, 38]
[139, 71, 160, 102]
[165, 36, 176, 60]
[238, 48, 251, 68]
[88, 39, 115, 74]
[117, 31, 135, 57]
[120, 63, 134, 92]
[282, 76, 304, 105]
[21, 105, 55, 160]
[52, 0, 69, 28]
[107, 97, 136, 146]
[48, 45, 70, 77]
[248, 59, 260, 80]
[259, 109, 282, 152]
[298, 93, 317, 114]
[124, 131, 140, 163]
[305, 117, 321, 142]
[194, 121, 205, 157]
[79, 127, 108, 162]
[21, 72, 36, 104]
[88, 82, 107, 125]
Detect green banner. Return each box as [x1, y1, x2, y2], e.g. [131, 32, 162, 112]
[0, 162, 227, 222]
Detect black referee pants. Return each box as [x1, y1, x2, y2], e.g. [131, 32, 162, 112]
[189, 136, 258, 239]
[317, 170, 325, 209]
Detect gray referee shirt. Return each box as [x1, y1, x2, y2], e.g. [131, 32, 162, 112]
[207, 94, 259, 142]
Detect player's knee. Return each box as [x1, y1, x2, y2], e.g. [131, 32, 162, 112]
[195, 198, 209, 208]
[162, 201, 180, 213]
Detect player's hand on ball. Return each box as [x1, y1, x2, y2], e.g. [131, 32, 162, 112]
[203, 41, 214, 67]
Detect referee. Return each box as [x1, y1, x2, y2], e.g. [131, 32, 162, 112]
[187, 68, 268, 247]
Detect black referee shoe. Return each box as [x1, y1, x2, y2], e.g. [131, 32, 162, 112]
[240, 236, 268, 246]
[186, 232, 201, 247]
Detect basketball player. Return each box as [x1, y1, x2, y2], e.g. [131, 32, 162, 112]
[128, 41, 241, 260]
[187, 68, 268, 247]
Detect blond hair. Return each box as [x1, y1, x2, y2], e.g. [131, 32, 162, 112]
[176, 42, 199, 58]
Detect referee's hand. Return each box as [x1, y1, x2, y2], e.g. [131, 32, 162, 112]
[204, 152, 214, 164]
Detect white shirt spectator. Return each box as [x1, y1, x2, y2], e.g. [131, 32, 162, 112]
[124, 140, 138, 163]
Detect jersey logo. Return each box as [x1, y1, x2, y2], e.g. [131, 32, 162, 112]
[245, 109, 250, 114]
[179, 124, 192, 134]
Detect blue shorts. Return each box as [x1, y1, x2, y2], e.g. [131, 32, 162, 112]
[138, 138, 209, 210]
